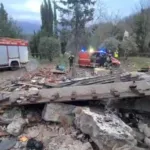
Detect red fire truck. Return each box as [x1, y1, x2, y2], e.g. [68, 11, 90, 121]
[78, 51, 121, 67]
[0, 38, 29, 70]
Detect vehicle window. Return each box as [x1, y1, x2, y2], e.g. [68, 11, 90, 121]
[19, 46, 28, 52]
[8, 46, 19, 58]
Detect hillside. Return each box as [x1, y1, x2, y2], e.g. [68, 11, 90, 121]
[17, 21, 41, 34]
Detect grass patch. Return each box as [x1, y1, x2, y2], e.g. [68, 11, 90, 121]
[121, 57, 150, 71]
[29, 54, 69, 67]
[129, 57, 150, 68]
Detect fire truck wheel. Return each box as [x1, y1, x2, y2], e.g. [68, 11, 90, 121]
[11, 61, 19, 71]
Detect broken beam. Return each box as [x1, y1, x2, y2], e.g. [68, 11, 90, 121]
[0, 80, 150, 107]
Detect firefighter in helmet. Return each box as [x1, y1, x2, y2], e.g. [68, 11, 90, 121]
[68, 53, 74, 70]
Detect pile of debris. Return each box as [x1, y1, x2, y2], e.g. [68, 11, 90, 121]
[1, 67, 149, 93]
[21, 66, 67, 83]
[1, 66, 150, 150]
[0, 103, 150, 150]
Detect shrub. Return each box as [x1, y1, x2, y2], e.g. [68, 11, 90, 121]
[38, 36, 61, 61]
[100, 37, 120, 52]
[120, 37, 138, 57]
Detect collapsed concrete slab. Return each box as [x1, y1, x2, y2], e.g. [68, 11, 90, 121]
[74, 107, 137, 150]
[42, 103, 76, 125]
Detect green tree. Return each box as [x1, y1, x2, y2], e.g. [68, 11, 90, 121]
[58, 0, 95, 55]
[100, 37, 120, 52]
[0, 3, 22, 38]
[29, 31, 39, 58]
[40, 0, 53, 36]
[30, 0, 54, 59]
[60, 29, 70, 55]
[53, 0, 57, 37]
[0, 3, 7, 21]
[120, 37, 138, 58]
[132, 1, 150, 52]
[38, 36, 61, 61]
[29, 30, 49, 59]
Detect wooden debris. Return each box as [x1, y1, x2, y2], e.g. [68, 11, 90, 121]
[17, 82, 43, 89]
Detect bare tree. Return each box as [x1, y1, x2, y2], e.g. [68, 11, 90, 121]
[131, 0, 150, 52]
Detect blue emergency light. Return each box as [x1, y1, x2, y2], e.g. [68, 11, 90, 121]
[81, 47, 86, 52]
[99, 47, 107, 54]
[99, 50, 106, 53]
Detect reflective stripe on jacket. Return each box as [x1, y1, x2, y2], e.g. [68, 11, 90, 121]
[114, 51, 118, 58]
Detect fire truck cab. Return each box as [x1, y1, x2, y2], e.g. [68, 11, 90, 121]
[78, 51, 121, 67]
[0, 38, 29, 70]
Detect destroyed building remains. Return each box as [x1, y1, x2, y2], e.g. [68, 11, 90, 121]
[0, 66, 150, 150]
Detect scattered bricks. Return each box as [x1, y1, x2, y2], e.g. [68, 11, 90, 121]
[20, 66, 66, 84]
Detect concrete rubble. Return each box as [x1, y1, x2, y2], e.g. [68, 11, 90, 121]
[48, 135, 93, 150]
[7, 118, 27, 136]
[74, 107, 137, 150]
[42, 103, 75, 124]
[2, 107, 22, 122]
[0, 100, 150, 150]
[0, 138, 17, 150]
[1, 67, 150, 150]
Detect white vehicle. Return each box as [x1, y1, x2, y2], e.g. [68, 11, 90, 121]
[0, 38, 29, 70]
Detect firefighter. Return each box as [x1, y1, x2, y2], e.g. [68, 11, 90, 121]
[101, 53, 107, 67]
[68, 54, 74, 70]
[105, 54, 112, 68]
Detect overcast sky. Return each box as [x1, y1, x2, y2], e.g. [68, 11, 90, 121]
[0, 0, 140, 22]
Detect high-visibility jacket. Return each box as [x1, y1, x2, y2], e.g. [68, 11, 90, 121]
[114, 51, 119, 58]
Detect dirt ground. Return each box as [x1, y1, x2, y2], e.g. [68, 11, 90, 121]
[0, 59, 47, 84]
[0, 61, 94, 85]
[0, 68, 27, 84]
[0, 56, 146, 85]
